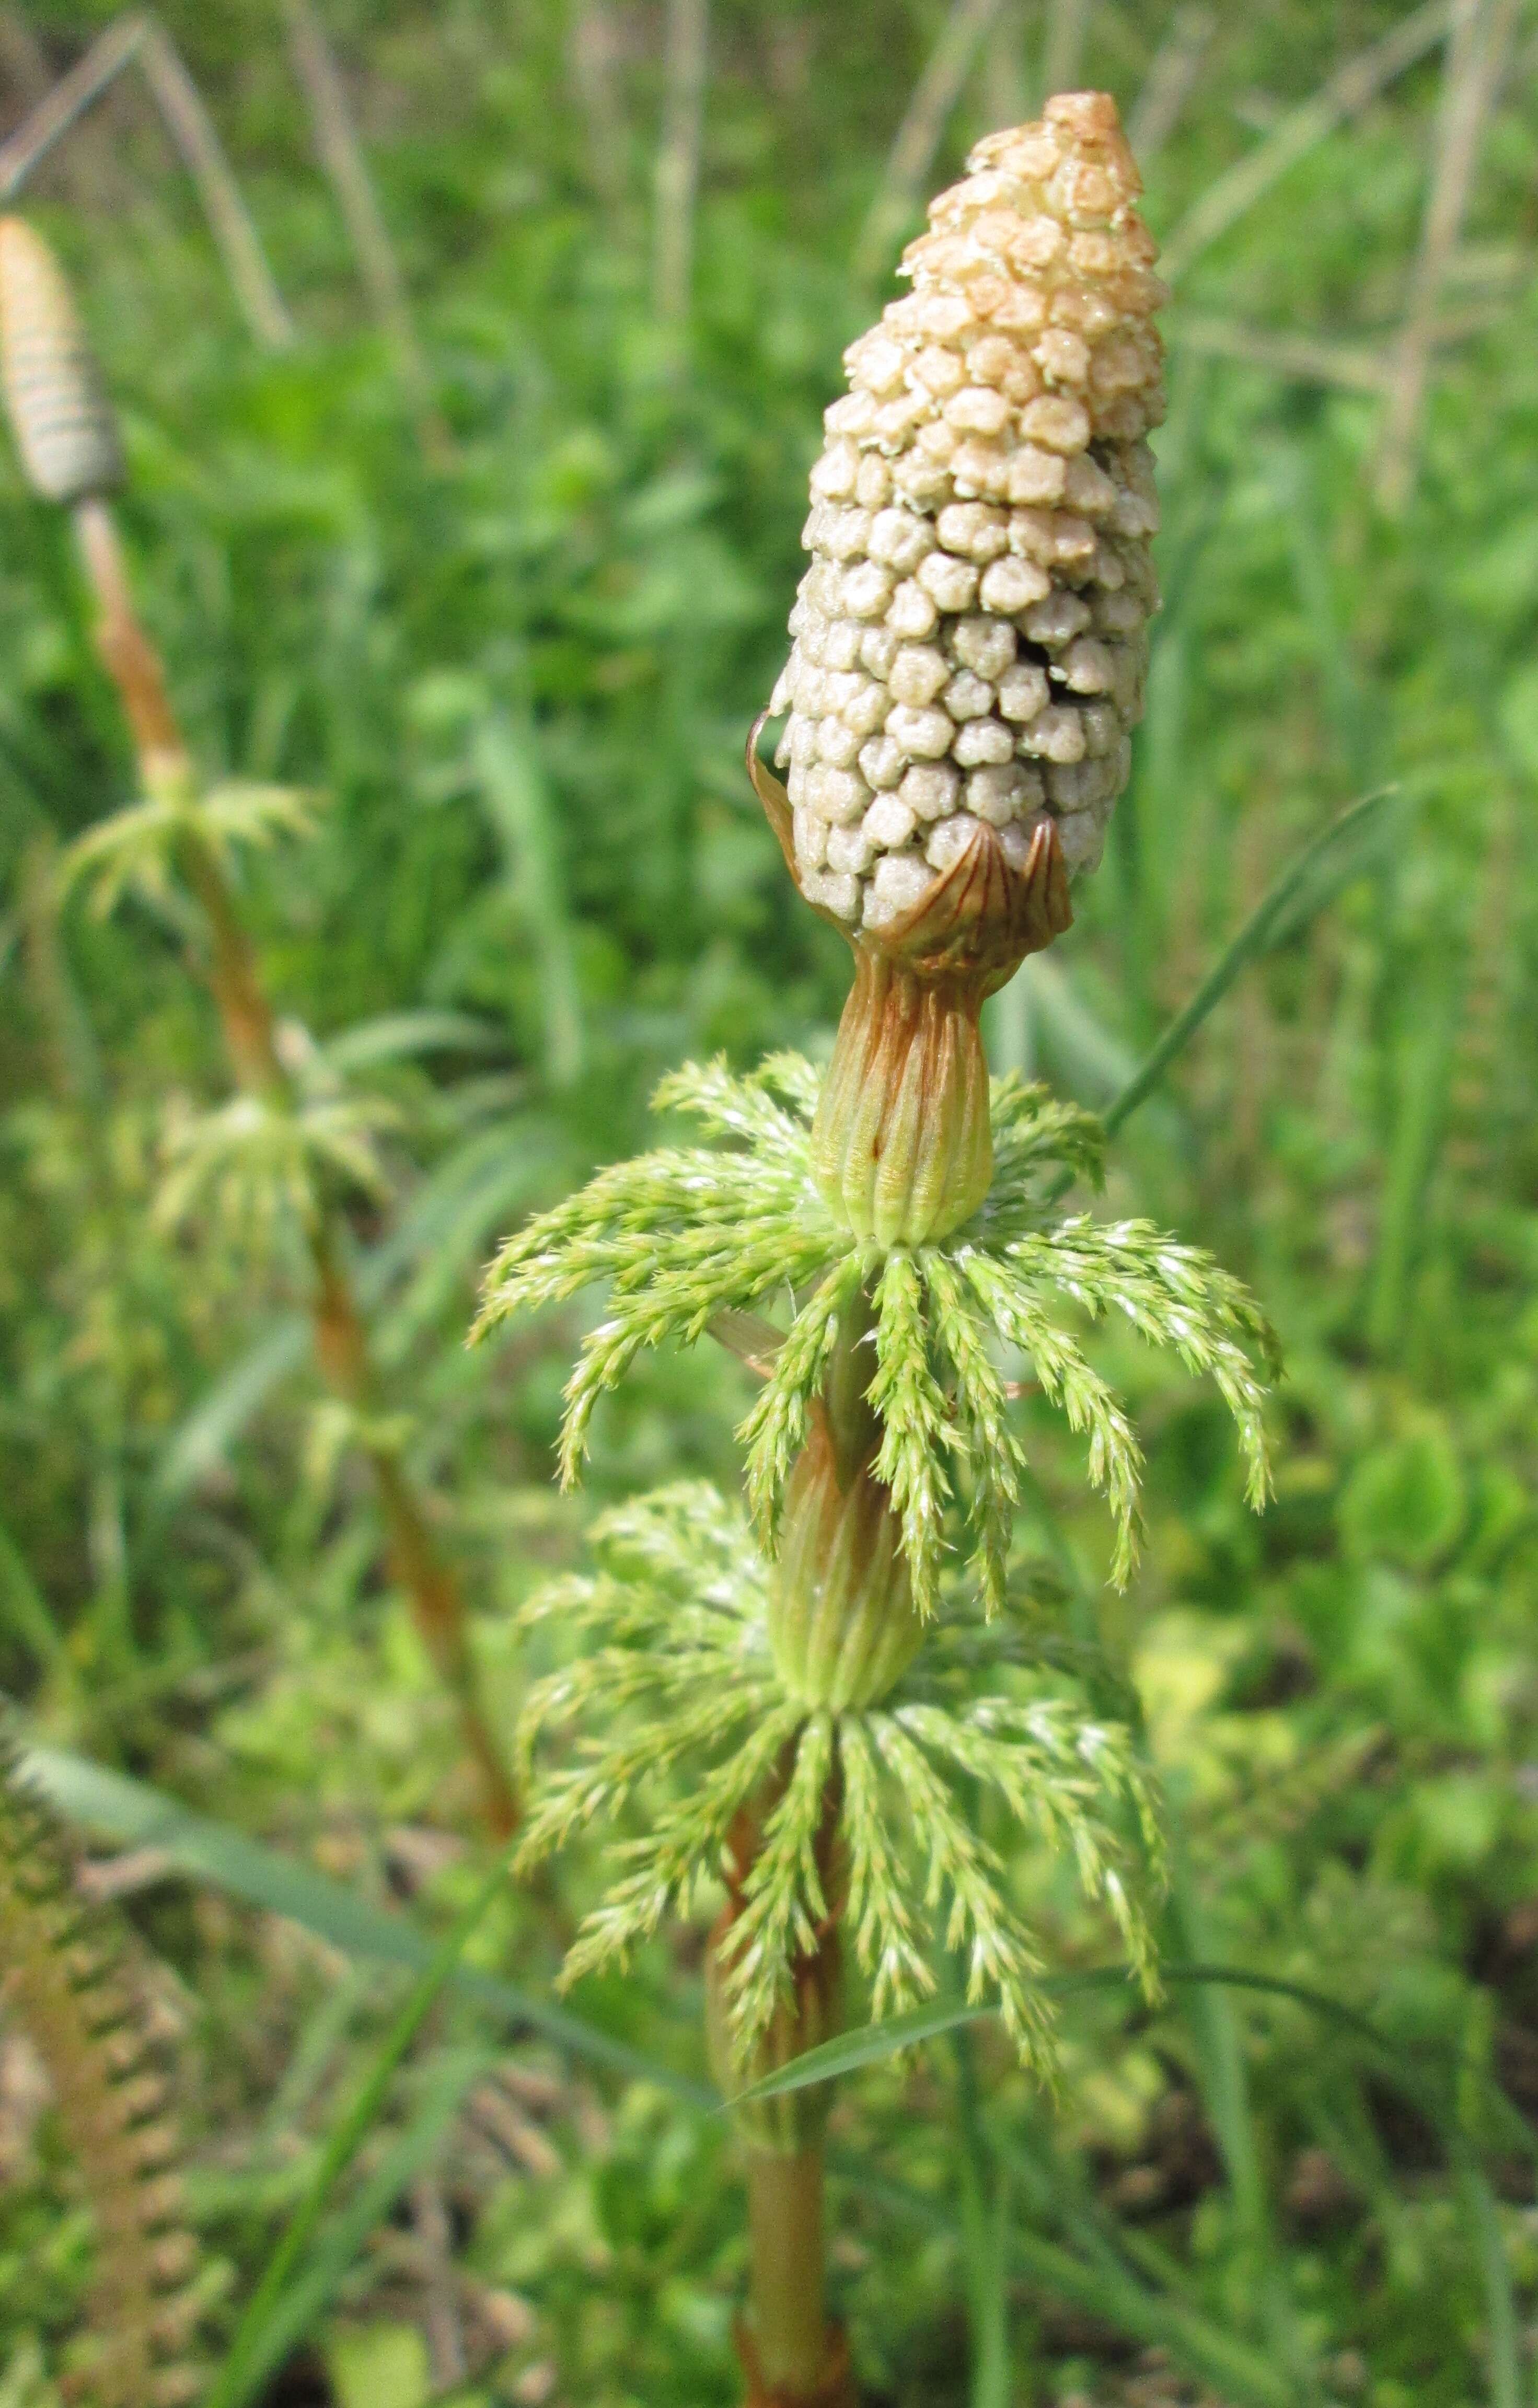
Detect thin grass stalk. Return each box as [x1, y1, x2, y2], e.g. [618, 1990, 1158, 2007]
[0, 17, 292, 350]
[854, 0, 1005, 277]
[1159, 0, 1457, 285]
[412, 2173, 470, 2391]
[69, 495, 517, 1837]
[0, 7, 131, 206]
[1167, 311, 1391, 395]
[1041, 0, 1092, 99]
[280, 0, 452, 463]
[652, 0, 708, 331]
[136, 19, 294, 349]
[0, 13, 148, 200]
[1126, 3, 1215, 164]
[1374, 0, 1521, 512]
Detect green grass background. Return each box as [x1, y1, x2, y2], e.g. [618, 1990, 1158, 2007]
[3, 3, 1538, 2402]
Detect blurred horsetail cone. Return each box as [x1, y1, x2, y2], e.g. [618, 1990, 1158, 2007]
[0, 217, 123, 505]
[753, 92, 1163, 1246]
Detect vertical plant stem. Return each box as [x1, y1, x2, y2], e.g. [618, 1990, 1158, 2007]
[568, 0, 630, 218]
[70, 496, 517, 1838]
[653, 0, 708, 331]
[727, 1286, 891, 2407]
[952, 2028, 1012, 2406]
[982, 2, 1031, 130]
[1374, 0, 1519, 512]
[280, 0, 453, 463]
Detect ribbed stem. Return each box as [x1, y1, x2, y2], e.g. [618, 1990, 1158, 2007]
[770, 1416, 920, 1712]
[811, 948, 992, 1248]
[71, 501, 517, 1839]
[712, 1771, 852, 2408]
[725, 1283, 913, 2403]
[740, 2150, 854, 2406]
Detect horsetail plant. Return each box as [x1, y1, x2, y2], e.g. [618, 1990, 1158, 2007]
[0, 1716, 206, 2406]
[477, 95, 1278, 2405]
[0, 216, 518, 1838]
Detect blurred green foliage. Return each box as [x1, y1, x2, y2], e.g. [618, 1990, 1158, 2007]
[3, 2, 1538, 2403]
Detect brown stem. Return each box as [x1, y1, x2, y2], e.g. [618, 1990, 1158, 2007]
[72, 498, 517, 1837]
[180, 828, 286, 1100]
[73, 499, 186, 770]
[717, 1772, 851, 2408]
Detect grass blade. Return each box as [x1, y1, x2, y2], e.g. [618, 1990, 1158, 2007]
[1162, 1846, 1303, 2381]
[732, 1958, 1475, 2110]
[216, 2051, 490, 2407]
[0, 1515, 70, 1676]
[23, 1744, 712, 2102]
[206, 1840, 515, 2408]
[1103, 786, 1397, 1139]
[152, 1315, 309, 1501]
[471, 712, 584, 1090]
[850, 2158, 1294, 2408]
[1452, 2150, 1521, 2408]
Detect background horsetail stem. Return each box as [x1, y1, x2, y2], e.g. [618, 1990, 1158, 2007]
[72, 499, 518, 1835]
[0, 202, 516, 1835]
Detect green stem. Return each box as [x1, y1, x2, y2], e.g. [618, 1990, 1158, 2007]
[744, 2147, 832, 2398]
